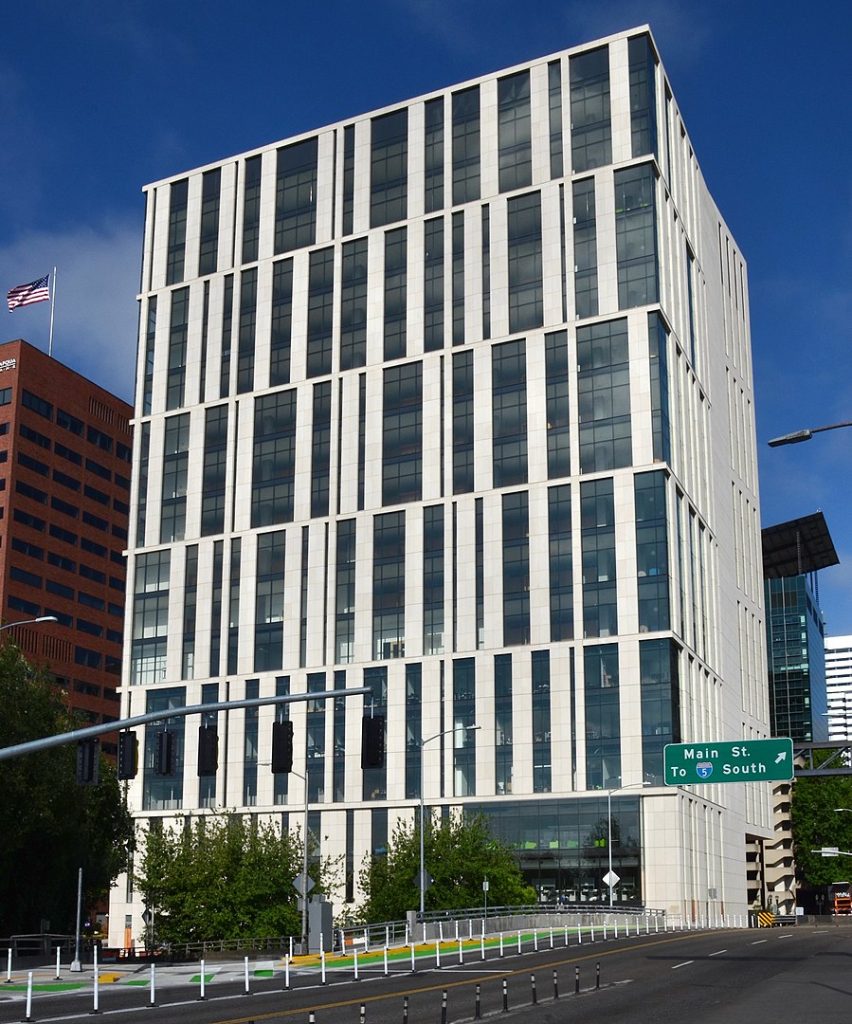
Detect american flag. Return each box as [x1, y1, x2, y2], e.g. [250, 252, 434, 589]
[6, 275, 50, 311]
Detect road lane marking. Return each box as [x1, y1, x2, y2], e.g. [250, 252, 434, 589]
[709, 949, 727, 956]
[751, 939, 767, 945]
[672, 961, 694, 969]
[777, 934, 794, 939]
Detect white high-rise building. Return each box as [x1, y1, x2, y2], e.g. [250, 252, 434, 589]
[825, 636, 852, 740]
[109, 25, 770, 946]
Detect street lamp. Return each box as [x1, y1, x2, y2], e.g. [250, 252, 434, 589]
[605, 781, 650, 908]
[290, 768, 311, 954]
[418, 723, 480, 917]
[768, 420, 852, 447]
[0, 615, 58, 632]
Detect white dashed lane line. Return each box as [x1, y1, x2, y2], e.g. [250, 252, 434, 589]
[672, 961, 694, 969]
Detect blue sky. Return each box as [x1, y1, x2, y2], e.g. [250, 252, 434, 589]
[2, 0, 851, 629]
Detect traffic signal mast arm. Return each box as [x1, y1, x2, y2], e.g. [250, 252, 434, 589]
[0, 686, 373, 763]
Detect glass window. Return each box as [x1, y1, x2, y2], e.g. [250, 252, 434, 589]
[255, 531, 285, 671]
[492, 339, 528, 487]
[548, 60, 564, 178]
[584, 644, 620, 789]
[201, 405, 228, 536]
[165, 178, 188, 285]
[335, 520, 356, 663]
[142, 296, 156, 416]
[495, 654, 513, 794]
[341, 237, 369, 369]
[452, 212, 465, 344]
[635, 470, 670, 633]
[424, 217, 444, 351]
[581, 478, 617, 638]
[629, 34, 658, 160]
[453, 658, 476, 796]
[452, 86, 480, 205]
[131, 550, 170, 686]
[424, 97, 444, 213]
[572, 178, 598, 319]
[615, 163, 658, 309]
[405, 663, 422, 799]
[570, 46, 611, 172]
[452, 350, 474, 493]
[648, 312, 671, 464]
[270, 259, 293, 386]
[382, 362, 422, 506]
[532, 650, 552, 793]
[307, 248, 334, 377]
[160, 413, 189, 543]
[545, 330, 570, 479]
[577, 318, 632, 473]
[548, 484, 573, 641]
[641, 639, 679, 784]
[502, 490, 530, 646]
[198, 167, 221, 276]
[371, 108, 408, 228]
[372, 512, 405, 660]
[383, 229, 406, 361]
[423, 505, 444, 655]
[251, 389, 297, 527]
[498, 70, 532, 192]
[311, 382, 331, 518]
[242, 155, 262, 264]
[507, 192, 543, 333]
[236, 267, 258, 394]
[342, 125, 355, 235]
[275, 137, 317, 253]
[166, 287, 189, 411]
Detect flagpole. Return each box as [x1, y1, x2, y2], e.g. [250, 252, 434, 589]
[48, 267, 57, 358]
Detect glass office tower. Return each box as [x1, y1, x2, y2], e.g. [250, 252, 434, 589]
[110, 25, 769, 944]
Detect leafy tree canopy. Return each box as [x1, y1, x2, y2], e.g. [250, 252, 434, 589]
[135, 814, 330, 944]
[359, 813, 536, 923]
[791, 765, 852, 889]
[0, 642, 134, 935]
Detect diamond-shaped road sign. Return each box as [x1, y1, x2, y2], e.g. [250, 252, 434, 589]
[293, 872, 315, 897]
[603, 870, 620, 889]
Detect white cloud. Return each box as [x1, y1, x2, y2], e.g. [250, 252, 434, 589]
[0, 218, 140, 403]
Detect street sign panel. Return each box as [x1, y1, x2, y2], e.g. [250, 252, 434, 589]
[663, 738, 794, 786]
[603, 870, 620, 889]
[293, 872, 315, 896]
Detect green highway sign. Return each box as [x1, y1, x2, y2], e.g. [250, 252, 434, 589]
[663, 738, 794, 786]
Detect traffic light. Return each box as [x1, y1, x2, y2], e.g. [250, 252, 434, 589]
[361, 715, 385, 769]
[197, 725, 218, 777]
[154, 731, 175, 776]
[271, 720, 294, 774]
[76, 737, 100, 785]
[117, 731, 138, 780]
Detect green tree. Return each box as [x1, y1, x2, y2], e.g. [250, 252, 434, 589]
[358, 813, 536, 922]
[135, 814, 329, 943]
[791, 768, 852, 889]
[0, 642, 134, 935]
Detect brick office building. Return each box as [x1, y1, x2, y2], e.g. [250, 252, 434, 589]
[0, 338, 132, 750]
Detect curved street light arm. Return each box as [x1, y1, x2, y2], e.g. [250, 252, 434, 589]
[768, 420, 852, 447]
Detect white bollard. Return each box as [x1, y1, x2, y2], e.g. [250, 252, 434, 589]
[410, 943, 415, 973]
[199, 957, 206, 1000]
[458, 937, 463, 964]
[533, 929, 538, 951]
[6, 947, 11, 984]
[55, 945, 61, 979]
[603, 920, 608, 941]
[404, 922, 409, 946]
[435, 939, 441, 968]
[499, 932, 504, 956]
[244, 956, 250, 994]
[454, 919, 459, 940]
[150, 963, 156, 1005]
[383, 945, 388, 976]
[480, 933, 485, 960]
[385, 925, 389, 948]
[578, 925, 582, 945]
[285, 954, 290, 990]
[614, 919, 619, 939]
[25, 971, 33, 1022]
[93, 944, 100, 1012]
[354, 948, 359, 980]
[439, 921, 444, 943]
[363, 928, 369, 953]
[321, 947, 326, 985]
[517, 929, 522, 954]
[289, 935, 293, 959]
[591, 923, 595, 943]
[549, 927, 554, 949]
[564, 925, 569, 946]
[468, 918, 473, 940]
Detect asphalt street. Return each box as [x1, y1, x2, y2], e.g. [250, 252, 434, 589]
[1, 923, 851, 1024]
